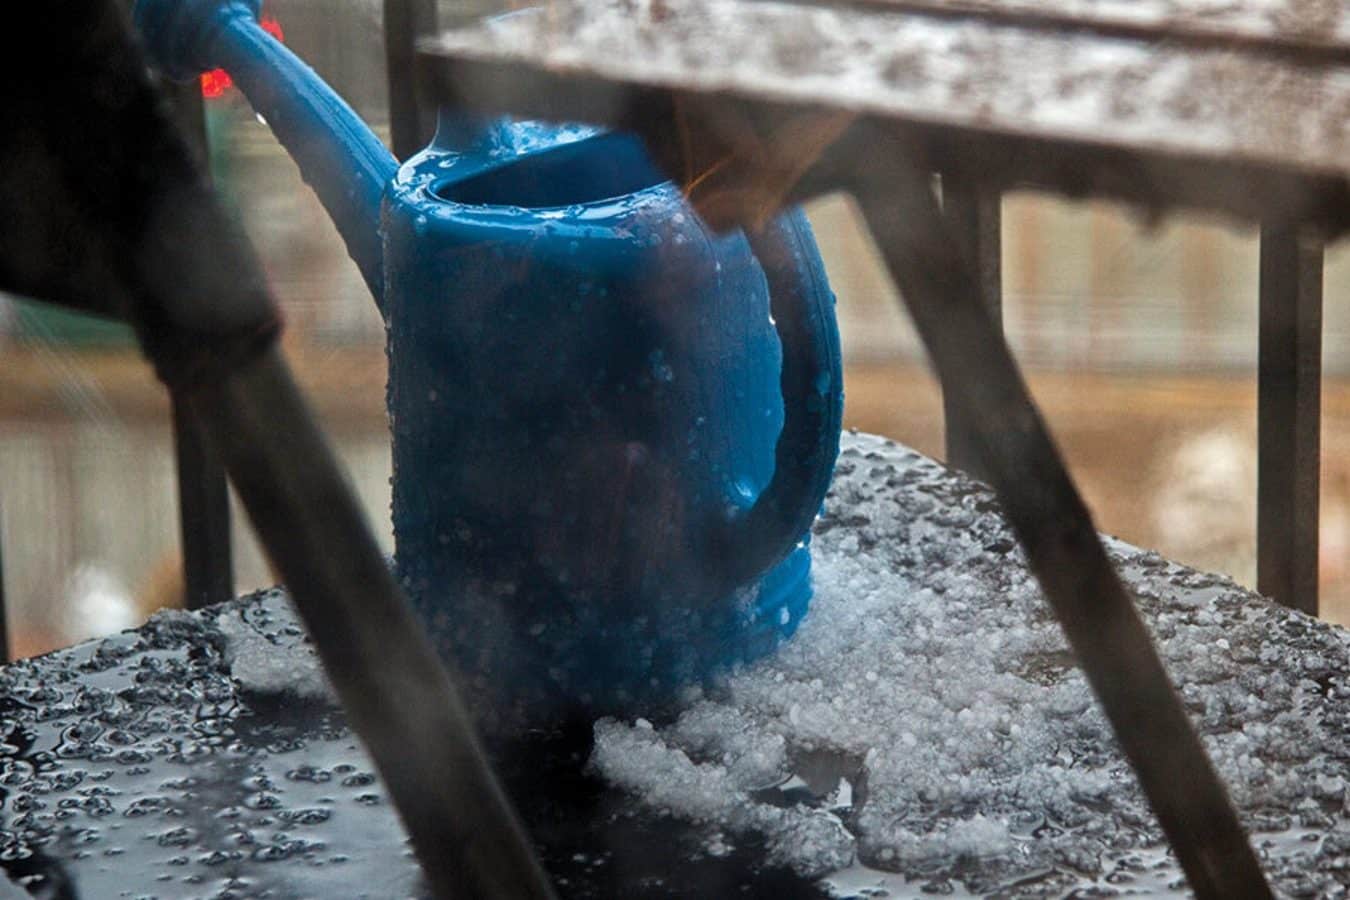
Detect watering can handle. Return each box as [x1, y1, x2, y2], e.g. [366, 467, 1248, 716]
[711, 209, 844, 589]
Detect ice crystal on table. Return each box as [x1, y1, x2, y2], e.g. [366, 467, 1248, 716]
[0, 594, 419, 899]
[217, 588, 337, 704]
[590, 431, 1350, 896]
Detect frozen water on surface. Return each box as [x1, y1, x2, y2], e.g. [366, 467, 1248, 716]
[590, 431, 1350, 897]
[216, 590, 337, 705]
[0, 593, 423, 898]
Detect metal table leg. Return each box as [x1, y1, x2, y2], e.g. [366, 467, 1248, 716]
[159, 59, 235, 611]
[0, 510, 9, 664]
[838, 126, 1271, 900]
[941, 176, 1002, 482]
[172, 393, 234, 609]
[383, 0, 437, 159]
[1257, 224, 1322, 616]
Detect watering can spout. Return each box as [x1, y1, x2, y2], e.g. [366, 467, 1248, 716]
[134, 0, 399, 309]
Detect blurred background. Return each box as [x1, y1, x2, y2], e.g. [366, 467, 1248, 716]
[0, 0, 1346, 656]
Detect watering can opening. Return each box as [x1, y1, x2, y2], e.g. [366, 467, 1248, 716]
[430, 132, 668, 210]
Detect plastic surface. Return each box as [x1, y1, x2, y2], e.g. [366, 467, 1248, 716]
[132, 0, 845, 724]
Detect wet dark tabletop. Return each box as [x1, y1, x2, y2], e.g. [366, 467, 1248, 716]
[0, 585, 838, 899]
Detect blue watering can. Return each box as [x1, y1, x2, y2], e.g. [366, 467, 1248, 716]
[134, 0, 844, 727]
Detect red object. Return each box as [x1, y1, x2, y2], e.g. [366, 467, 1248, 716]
[201, 15, 284, 98]
[200, 68, 232, 99]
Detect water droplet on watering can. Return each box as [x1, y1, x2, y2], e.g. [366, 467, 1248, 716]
[733, 479, 756, 504]
[649, 349, 674, 384]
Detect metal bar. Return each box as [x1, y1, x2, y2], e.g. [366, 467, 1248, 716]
[164, 76, 209, 165]
[164, 66, 234, 611]
[838, 123, 1271, 899]
[0, 505, 9, 664]
[172, 392, 234, 610]
[941, 177, 1001, 481]
[384, 0, 436, 159]
[1257, 224, 1323, 616]
[190, 348, 558, 899]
